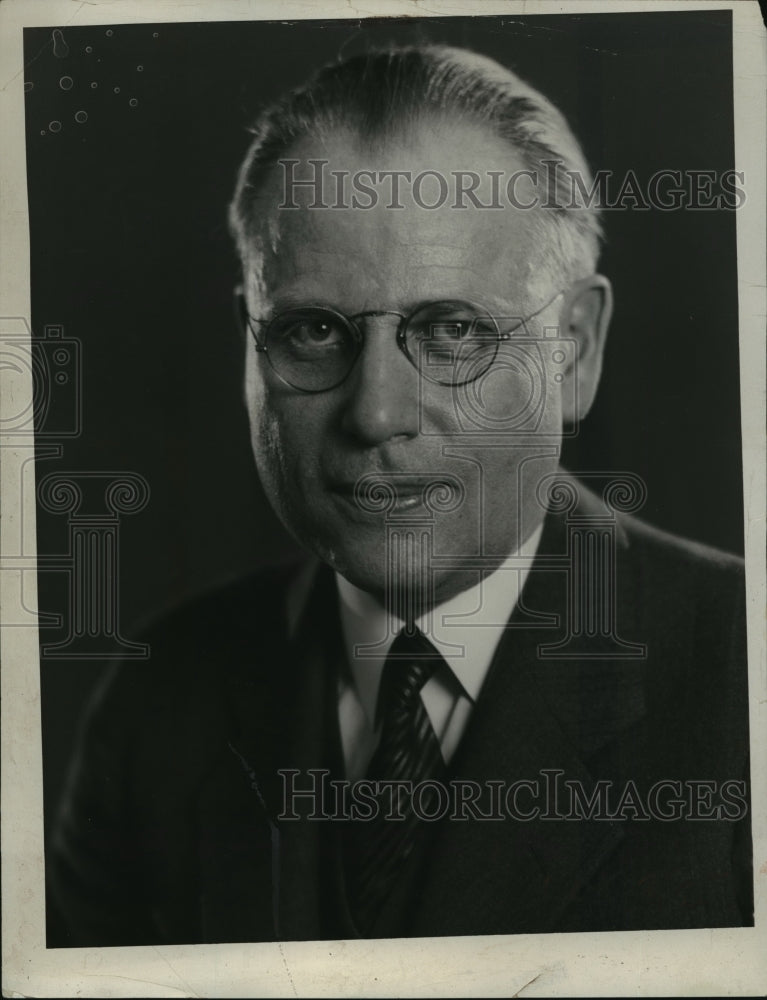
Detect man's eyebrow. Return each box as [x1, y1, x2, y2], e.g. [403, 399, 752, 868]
[266, 294, 345, 315]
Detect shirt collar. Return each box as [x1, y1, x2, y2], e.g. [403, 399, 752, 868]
[335, 522, 544, 726]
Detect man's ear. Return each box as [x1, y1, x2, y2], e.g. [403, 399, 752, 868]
[558, 274, 612, 424]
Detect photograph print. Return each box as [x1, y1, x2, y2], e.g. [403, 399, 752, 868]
[16, 8, 754, 948]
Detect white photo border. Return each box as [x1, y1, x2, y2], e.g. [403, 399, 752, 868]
[1, 1, 765, 996]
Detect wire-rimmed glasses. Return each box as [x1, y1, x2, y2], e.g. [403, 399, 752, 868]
[239, 291, 562, 393]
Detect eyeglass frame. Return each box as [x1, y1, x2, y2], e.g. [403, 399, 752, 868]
[235, 288, 564, 394]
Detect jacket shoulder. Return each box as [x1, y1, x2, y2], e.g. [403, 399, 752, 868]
[618, 509, 743, 576]
[136, 559, 304, 646]
[85, 559, 309, 731]
[615, 508, 745, 627]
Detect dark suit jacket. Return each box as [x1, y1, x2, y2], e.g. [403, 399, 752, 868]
[47, 480, 753, 945]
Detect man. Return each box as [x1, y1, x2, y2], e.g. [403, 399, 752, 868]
[48, 45, 752, 945]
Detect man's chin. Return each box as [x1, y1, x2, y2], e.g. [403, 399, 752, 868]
[289, 511, 489, 610]
[311, 543, 388, 602]
[316, 547, 476, 617]
[299, 532, 415, 606]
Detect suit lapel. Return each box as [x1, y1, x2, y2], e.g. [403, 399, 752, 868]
[412, 482, 648, 936]
[274, 563, 344, 940]
[194, 573, 290, 943]
[195, 563, 340, 942]
[195, 742, 279, 943]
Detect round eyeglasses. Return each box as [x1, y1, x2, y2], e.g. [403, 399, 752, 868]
[239, 291, 562, 394]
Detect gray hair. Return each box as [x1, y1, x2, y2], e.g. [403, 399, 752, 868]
[229, 45, 603, 287]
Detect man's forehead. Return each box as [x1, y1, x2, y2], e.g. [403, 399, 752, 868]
[254, 122, 537, 226]
[244, 124, 549, 306]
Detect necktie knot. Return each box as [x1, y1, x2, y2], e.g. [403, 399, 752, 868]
[374, 628, 443, 728]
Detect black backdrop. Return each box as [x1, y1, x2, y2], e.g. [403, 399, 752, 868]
[25, 11, 742, 832]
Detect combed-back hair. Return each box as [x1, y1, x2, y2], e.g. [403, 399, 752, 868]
[229, 45, 603, 285]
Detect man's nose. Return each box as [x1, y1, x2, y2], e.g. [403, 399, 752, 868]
[340, 316, 420, 446]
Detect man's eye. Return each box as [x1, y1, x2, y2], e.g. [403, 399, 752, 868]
[271, 312, 348, 351]
[410, 310, 474, 342]
[289, 319, 344, 345]
[407, 302, 498, 344]
[428, 320, 472, 341]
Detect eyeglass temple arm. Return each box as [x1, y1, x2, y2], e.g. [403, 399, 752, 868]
[497, 288, 565, 338]
[234, 290, 269, 351]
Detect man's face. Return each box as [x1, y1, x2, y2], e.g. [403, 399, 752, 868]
[242, 122, 582, 607]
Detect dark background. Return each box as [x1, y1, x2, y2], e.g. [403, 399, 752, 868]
[25, 12, 742, 836]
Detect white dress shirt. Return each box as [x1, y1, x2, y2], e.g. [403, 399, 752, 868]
[335, 524, 544, 781]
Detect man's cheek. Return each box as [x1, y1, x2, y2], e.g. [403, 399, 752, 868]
[250, 410, 294, 502]
[258, 414, 324, 511]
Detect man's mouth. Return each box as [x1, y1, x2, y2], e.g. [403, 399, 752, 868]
[327, 474, 457, 515]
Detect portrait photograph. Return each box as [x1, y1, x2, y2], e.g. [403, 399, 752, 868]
[1, 0, 765, 996]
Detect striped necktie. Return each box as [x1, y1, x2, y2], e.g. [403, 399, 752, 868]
[344, 627, 447, 935]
